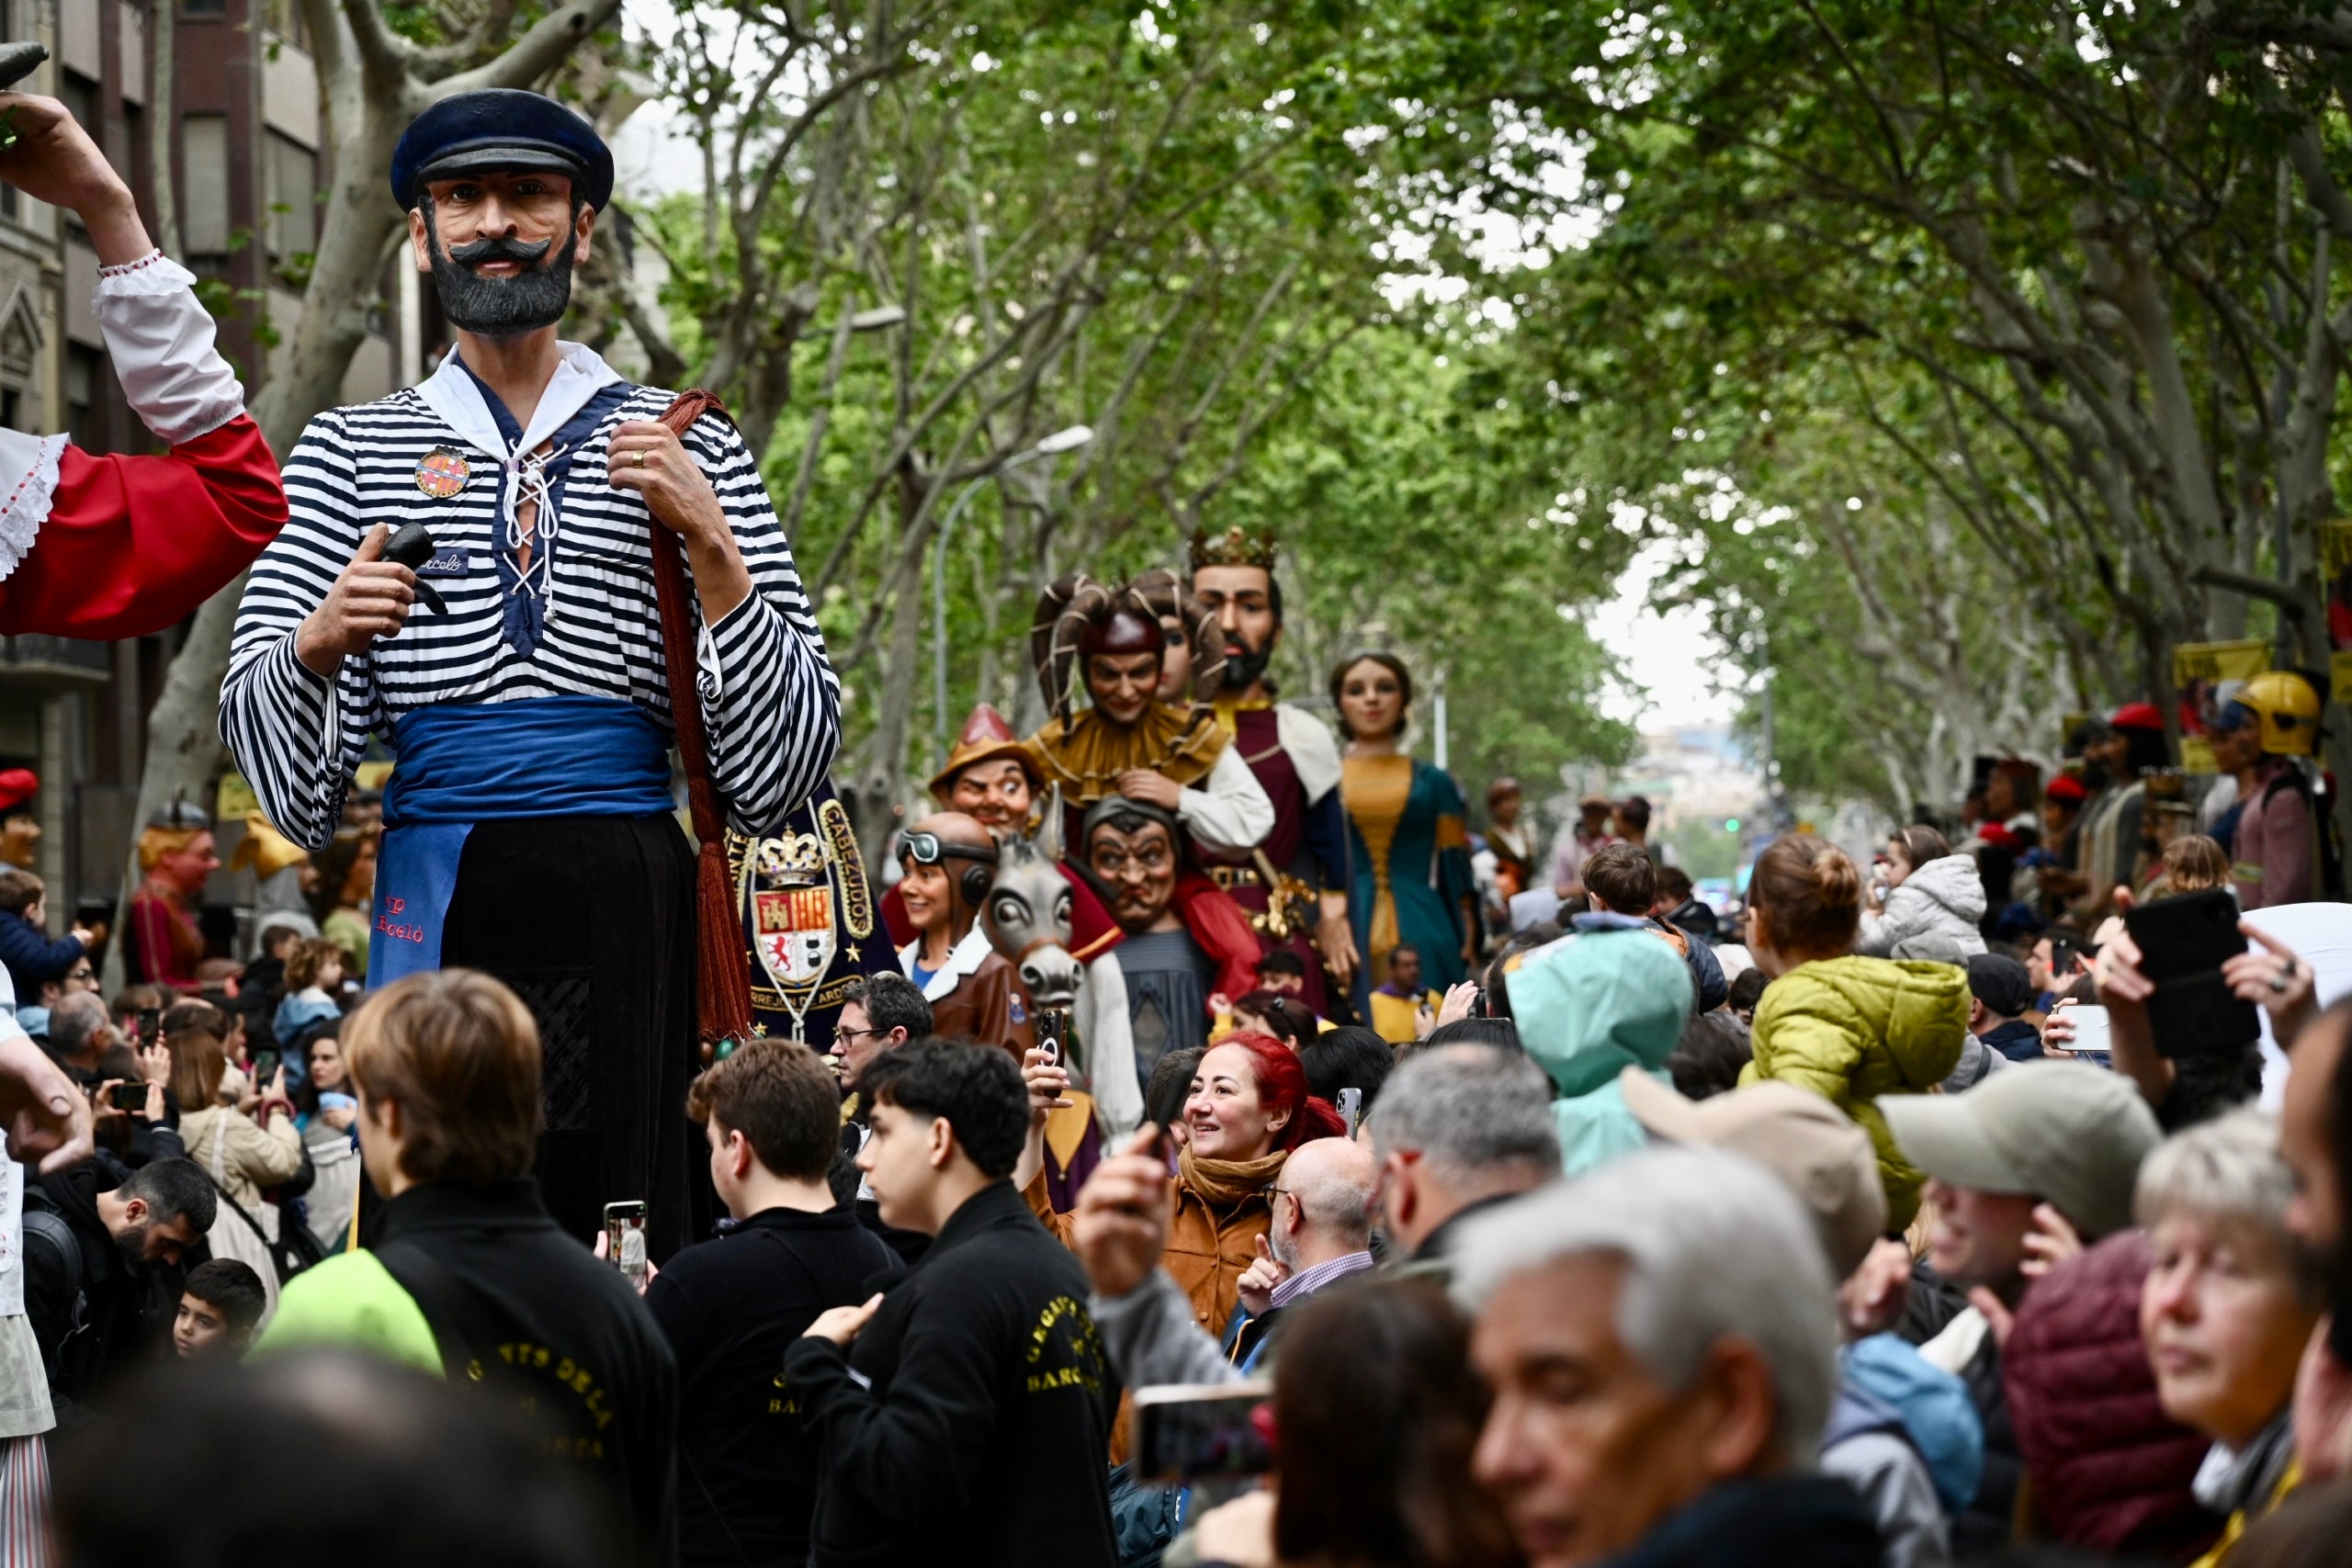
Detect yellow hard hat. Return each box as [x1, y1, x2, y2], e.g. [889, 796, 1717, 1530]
[2229, 671, 2323, 756]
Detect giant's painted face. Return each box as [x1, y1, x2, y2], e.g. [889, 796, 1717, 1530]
[159, 832, 221, 898]
[947, 758, 1034, 831]
[1088, 818, 1178, 934]
[1193, 564, 1277, 691]
[1087, 649, 1163, 727]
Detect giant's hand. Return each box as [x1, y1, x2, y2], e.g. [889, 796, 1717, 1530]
[0, 1032, 92, 1173]
[605, 420, 752, 625]
[0, 94, 149, 264]
[1315, 893, 1357, 989]
[296, 525, 414, 676]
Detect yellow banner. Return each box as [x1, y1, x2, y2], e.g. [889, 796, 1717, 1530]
[2324, 519, 2352, 581]
[2172, 638, 2270, 687]
[2180, 737, 2218, 775]
[215, 773, 258, 820]
[2334, 649, 2352, 705]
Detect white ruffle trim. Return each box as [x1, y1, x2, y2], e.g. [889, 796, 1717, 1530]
[0, 433, 64, 585]
[93, 255, 244, 446]
[92, 250, 198, 297]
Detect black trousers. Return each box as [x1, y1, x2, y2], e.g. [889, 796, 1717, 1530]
[439, 813, 708, 1258]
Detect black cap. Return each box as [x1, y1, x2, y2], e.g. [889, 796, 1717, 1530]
[390, 89, 614, 212]
[1966, 953, 2035, 1020]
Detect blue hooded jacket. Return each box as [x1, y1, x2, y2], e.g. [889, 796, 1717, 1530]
[1510, 929, 1694, 1175]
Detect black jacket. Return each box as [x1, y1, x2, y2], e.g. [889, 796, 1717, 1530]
[23, 1155, 181, 1418]
[832, 1116, 930, 1268]
[370, 1180, 679, 1566]
[1600, 1473, 1883, 1568]
[784, 1179, 1119, 1568]
[647, 1206, 896, 1568]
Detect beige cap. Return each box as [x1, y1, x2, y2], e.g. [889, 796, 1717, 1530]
[1620, 1069, 1887, 1278]
[1579, 791, 1613, 810]
[1878, 1061, 2161, 1241]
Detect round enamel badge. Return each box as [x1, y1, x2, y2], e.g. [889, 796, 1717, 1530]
[414, 446, 469, 499]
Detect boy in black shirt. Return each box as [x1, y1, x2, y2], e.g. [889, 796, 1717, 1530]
[788, 1042, 1119, 1568]
[650, 1041, 895, 1567]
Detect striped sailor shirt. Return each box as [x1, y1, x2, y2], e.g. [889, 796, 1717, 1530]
[220, 342, 839, 849]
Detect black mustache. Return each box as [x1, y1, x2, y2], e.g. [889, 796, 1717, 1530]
[447, 234, 555, 267]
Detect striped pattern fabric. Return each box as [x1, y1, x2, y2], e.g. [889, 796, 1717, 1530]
[220, 383, 840, 848]
[0, 1432, 47, 1567]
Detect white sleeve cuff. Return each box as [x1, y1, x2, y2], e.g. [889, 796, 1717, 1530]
[93, 251, 247, 446]
[0, 430, 64, 585]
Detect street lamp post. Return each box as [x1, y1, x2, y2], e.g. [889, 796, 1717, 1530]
[933, 424, 1093, 762]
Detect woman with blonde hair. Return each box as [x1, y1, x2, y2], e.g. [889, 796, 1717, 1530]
[2138, 1110, 2323, 1564]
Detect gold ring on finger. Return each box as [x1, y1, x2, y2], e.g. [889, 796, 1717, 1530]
[634, 449, 649, 466]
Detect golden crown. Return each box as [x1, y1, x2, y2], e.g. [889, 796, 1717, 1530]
[1188, 524, 1280, 574]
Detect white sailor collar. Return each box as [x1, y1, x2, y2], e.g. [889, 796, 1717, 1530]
[414, 340, 624, 459]
[899, 923, 999, 1002]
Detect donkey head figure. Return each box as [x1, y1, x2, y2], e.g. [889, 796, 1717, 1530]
[980, 788, 1083, 1015]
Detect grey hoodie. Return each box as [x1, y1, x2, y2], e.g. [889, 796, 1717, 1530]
[1858, 855, 1988, 959]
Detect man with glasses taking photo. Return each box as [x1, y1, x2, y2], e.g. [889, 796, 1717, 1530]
[831, 973, 933, 1264]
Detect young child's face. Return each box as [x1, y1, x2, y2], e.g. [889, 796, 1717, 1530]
[174, 1292, 244, 1358]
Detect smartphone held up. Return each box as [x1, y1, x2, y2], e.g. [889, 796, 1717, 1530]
[1132, 1382, 1275, 1484]
[604, 1200, 649, 1284]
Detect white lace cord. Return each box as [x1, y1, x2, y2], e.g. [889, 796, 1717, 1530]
[502, 441, 567, 614]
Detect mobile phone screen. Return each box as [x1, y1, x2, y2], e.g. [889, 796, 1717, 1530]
[1133, 1382, 1274, 1483]
[604, 1201, 649, 1280]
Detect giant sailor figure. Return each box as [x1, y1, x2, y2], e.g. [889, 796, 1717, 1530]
[220, 91, 840, 1252]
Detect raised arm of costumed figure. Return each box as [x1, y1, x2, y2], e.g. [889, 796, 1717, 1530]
[0, 91, 284, 638]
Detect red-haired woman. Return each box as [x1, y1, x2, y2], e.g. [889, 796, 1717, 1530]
[1025, 1031, 1343, 1335]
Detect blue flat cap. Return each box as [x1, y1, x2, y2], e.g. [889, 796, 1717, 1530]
[390, 88, 614, 211]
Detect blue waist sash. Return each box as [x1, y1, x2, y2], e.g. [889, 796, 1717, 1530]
[369, 695, 675, 987]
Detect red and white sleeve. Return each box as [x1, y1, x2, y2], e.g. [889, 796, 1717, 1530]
[0, 250, 287, 638]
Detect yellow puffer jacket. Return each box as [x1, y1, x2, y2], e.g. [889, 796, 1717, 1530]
[1741, 955, 1969, 1229]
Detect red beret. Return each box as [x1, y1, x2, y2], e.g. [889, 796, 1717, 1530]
[2109, 702, 2165, 732]
[2045, 775, 2088, 805]
[0, 769, 39, 815]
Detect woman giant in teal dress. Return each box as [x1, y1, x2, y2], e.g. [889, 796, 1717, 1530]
[1330, 652, 1478, 1029]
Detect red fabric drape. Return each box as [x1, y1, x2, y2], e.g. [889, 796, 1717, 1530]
[0, 415, 285, 638]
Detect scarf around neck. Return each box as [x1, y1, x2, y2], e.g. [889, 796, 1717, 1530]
[1180, 1145, 1287, 1210]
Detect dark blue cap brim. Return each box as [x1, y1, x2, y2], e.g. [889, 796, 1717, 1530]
[417, 144, 587, 183]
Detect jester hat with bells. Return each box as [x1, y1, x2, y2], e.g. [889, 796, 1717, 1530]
[1026, 572, 1228, 806]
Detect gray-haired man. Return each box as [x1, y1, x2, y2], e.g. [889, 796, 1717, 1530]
[1453, 1145, 1882, 1568]
[1363, 1043, 1561, 1274]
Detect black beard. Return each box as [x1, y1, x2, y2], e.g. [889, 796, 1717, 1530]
[1220, 639, 1273, 692]
[114, 1224, 153, 1275]
[430, 232, 574, 338]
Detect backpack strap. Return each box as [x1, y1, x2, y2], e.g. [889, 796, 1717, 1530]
[371, 1235, 508, 1382]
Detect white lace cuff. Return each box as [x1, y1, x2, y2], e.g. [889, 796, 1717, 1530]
[93, 253, 246, 445]
[0, 430, 64, 585]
